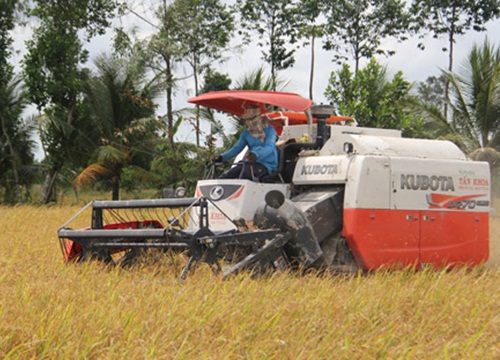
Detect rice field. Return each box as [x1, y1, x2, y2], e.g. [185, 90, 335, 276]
[0, 203, 499, 359]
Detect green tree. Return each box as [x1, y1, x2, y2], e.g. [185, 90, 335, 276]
[236, 0, 299, 90]
[172, 0, 234, 146]
[416, 75, 447, 113]
[74, 54, 161, 200]
[142, 1, 183, 148]
[0, 0, 16, 86]
[0, 0, 32, 204]
[297, 0, 326, 100]
[323, 0, 410, 74]
[325, 58, 422, 137]
[151, 136, 208, 193]
[410, 0, 500, 119]
[410, 0, 500, 74]
[23, 0, 118, 203]
[198, 68, 232, 153]
[199, 68, 231, 94]
[0, 76, 36, 204]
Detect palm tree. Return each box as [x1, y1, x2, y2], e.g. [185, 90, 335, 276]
[74, 54, 161, 200]
[151, 138, 208, 192]
[0, 76, 36, 204]
[416, 40, 500, 154]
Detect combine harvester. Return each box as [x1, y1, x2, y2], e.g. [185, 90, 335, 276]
[58, 90, 491, 278]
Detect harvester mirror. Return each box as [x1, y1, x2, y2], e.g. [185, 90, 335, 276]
[175, 187, 186, 198]
[343, 142, 354, 154]
[163, 187, 186, 198]
[265, 190, 285, 209]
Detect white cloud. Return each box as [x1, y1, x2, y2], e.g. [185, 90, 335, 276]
[9, 3, 500, 156]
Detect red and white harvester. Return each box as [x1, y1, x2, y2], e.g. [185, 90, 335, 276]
[58, 91, 491, 278]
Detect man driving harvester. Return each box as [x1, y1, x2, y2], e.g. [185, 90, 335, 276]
[212, 105, 278, 181]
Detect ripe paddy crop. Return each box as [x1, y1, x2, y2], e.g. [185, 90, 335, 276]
[0, 204, 499, 359]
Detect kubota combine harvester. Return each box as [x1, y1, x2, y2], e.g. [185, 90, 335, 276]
[58, 90, 491, 278]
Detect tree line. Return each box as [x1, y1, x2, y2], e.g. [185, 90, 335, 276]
[1, 0, 499, 204]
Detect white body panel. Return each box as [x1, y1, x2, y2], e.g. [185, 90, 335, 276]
[320, 126, 465, 159]
[190, 179, 290, 231]
[289, 125, 491, 212]
[389, 157, 490, 212]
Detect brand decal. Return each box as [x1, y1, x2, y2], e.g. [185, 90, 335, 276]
[401, 174, 455, 191]
[426, 193, 489, 210]
[301, 164, 338, 176]
[209, 186, 224, 200]
[199, 184, 243, 201]
[210, 213, 226, 220]
[459, 177, 489, 186]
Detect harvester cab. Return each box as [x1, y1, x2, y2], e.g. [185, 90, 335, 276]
[58, 90, 491, 279]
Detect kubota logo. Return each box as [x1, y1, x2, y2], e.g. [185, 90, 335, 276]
[401, 174, 455, 191]
[209, 186, 224, 200]
[301, 164, 338, 176]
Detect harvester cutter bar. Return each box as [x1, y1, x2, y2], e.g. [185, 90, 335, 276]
[195, 229, 282, 248]
[222, 232, 293, 279]
[180, 228, 285, 279]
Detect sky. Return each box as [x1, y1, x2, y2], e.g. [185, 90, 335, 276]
[10, 2, 500, 158]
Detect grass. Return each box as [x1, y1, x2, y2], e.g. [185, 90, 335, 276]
[0, 204, 499, 359]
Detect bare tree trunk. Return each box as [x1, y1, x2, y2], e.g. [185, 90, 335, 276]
[111, 175, 120, 201]
[41, 168, 58, 204]
[166, 57, 175, 147]
[193, 62, 200, 147]
[309, 33, 315, 101]
[41, 104, 75, 204]
[444, 8, 456, 122]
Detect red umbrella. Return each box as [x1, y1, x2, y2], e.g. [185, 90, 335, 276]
[188, 90, 313, 116]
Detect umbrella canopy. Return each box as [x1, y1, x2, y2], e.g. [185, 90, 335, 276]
[188, 90, 313, 116]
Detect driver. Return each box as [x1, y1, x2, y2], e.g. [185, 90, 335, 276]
[212, 105, 278, 180]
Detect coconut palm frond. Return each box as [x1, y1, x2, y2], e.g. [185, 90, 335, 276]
[94, 145, 129, 167]
[74, 163, 111, 188]
[413, 40, 500, 153]
[234, 66, 291, 92]
[442, 40, 500, 149]
[126, 165, 163, 185]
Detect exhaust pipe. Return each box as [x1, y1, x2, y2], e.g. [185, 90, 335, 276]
[253, 191, 324, 268]
[311, 104, 332, 148]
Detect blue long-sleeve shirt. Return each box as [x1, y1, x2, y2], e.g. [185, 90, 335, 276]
[221, 125, 278, 173]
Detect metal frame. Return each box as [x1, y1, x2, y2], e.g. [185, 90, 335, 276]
[58, 197, 291, 279]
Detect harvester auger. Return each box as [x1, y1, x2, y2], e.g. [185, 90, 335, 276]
[58, 90, 491, 278]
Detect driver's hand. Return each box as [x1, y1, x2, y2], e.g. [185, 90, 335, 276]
[246, 152, 257, 163]
[211, 155, 223, 164]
